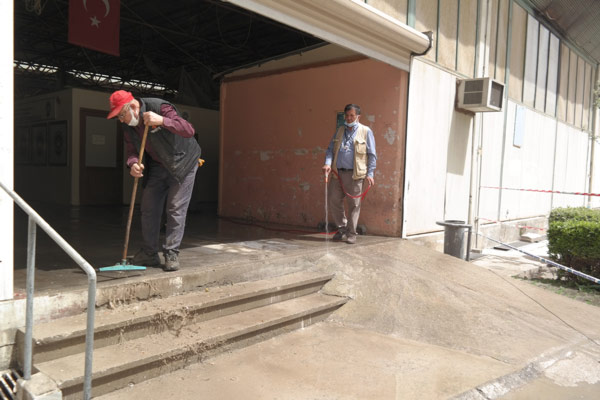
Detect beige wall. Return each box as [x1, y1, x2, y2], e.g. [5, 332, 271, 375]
[367, 0, 407, 24]
[181, 105, 220, 204]
[219, 58, 408, 236]
[14, 88, 219, 206]
[508, 3, 527, 102]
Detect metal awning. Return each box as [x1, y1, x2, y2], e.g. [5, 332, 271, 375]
[225, 0, 432, 71]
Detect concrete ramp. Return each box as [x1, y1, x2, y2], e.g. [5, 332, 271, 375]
[312, 241, 598, 364]
[95, 239, 600, 399]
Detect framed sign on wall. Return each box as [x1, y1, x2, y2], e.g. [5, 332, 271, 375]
[47, 121, 68, 165]
[30, 124, 47, 165]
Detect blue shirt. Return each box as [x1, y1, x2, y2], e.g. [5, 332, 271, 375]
[324, 124, 377, 178]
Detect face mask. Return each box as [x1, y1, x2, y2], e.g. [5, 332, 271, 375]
[344, 118, 358, 128]
[127, 108, 139, 127]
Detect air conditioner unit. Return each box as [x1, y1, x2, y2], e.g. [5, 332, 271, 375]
[457, 77, 504, 112]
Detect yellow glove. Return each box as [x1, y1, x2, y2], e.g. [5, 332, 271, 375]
[198, 158, 205, 167]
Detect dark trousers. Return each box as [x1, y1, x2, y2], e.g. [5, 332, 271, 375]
[140, 163, 198, 254]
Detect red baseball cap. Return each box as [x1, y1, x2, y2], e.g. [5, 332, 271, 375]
[107, 90, 134, 119]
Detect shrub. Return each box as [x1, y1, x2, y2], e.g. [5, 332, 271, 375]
[547, 207, 600, 283]
[548, 207, 600, 224]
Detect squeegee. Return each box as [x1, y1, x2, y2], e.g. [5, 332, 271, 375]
[100, 124, 150, 272]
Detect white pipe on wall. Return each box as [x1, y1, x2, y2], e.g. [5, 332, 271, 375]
[588, 65, 599, 208]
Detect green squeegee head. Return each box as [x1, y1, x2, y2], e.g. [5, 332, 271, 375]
[99, 259, 147, 272]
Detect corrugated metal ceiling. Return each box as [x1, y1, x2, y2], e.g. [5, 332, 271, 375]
[528, 0, 600, 64]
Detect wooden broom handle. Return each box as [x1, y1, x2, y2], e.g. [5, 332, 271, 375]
[122, 124, 150, 262]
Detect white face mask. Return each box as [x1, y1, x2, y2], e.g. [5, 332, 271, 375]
[127, 108, 139, 127]
[344, 118, 358, 128]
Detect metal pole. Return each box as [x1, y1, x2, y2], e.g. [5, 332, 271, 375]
[23, 217, 36, 380]
[466, 226, 472, 261]
[587, 66, 599, 208]
[83, 271, 96, 400]
[0, 180, 97, 398]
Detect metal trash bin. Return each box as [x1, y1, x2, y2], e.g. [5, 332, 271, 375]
[436, 220, 472, 261]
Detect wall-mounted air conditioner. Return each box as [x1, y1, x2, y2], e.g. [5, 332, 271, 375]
[457, 77, 504, 112]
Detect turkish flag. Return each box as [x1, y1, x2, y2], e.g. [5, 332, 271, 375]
[68, 0, 120, 56]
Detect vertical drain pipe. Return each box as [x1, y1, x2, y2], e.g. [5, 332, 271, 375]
[469, 0, 492, 250]
[588, 65, 599, 208]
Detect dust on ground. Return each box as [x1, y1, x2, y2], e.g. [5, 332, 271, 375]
[522, 277, 600, 307]
[472, 240, 600, 308]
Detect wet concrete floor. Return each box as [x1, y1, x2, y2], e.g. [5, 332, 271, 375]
[10, 203, 600, 399]
[12, 201, 335, 295]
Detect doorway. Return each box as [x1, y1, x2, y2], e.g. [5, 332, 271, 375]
[79, 108, 123, 205]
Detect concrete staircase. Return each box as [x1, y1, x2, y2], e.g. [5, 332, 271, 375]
[16, 271, 346, 399]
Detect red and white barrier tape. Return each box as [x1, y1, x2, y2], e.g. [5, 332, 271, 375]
[478, 217, 547, 232]
[477, 232, 600, 285]
[480, 186, 600, 197]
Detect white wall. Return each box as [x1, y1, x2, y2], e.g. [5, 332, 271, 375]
[0, 0, 14, 300]
[498, 102, 556, 220]
[404, 59, 473, 235]
[476, 110, 505, 223]
[551, 121, 590, 209]
[404, 61, 594, 240]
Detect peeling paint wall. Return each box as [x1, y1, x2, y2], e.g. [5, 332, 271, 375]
[219, 58, 408, 236]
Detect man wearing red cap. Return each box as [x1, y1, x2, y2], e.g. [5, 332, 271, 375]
[108, 90, 201, 271]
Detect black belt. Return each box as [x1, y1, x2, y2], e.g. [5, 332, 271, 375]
[338, 168, 352, 171]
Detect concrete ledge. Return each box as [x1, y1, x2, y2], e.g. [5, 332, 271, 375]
[407, 216, 548, 254]
[17, 372, 62, 400]
[451, 342, 586, 400]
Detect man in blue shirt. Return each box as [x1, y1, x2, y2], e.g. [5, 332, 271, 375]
[322, 104, 377, 244]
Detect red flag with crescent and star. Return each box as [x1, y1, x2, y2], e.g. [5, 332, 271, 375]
[68, 0, 120, 56]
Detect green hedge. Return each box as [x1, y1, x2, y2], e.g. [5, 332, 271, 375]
[548, 207, 600, 283]
[548, 207, 600, 224]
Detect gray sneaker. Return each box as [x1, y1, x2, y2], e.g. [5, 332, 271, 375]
[163, 250, 180, 271]
[132, 249, 160, 266]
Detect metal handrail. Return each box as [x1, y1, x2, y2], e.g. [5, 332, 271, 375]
[0, 181, 96, 400]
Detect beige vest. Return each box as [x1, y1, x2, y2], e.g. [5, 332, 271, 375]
[331, 123, 369, 180]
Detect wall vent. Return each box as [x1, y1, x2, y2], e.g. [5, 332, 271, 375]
[0, 369, 21, 400]
[457, 77, 504, 112]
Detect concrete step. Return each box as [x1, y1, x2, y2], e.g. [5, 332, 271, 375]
[35, 292, 347, 400]
[17, 271, 334, 365]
